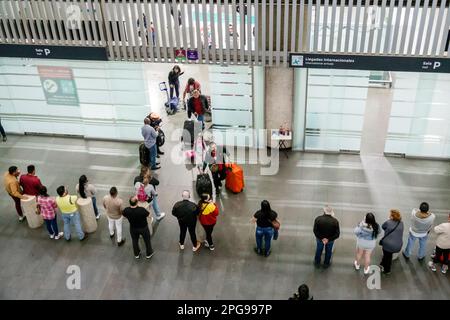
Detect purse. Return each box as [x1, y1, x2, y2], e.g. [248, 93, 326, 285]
[379, 221, 400, 246]
[271, 219, 281, 230]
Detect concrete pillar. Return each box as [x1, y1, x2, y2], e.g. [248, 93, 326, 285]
[265, 66, 294, 148]
[21, 196, 43, 229]
[76, 197, 98, 233]
[137, 201, 153, 236]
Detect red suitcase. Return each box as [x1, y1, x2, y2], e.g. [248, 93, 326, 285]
[225, 163, 244, 193]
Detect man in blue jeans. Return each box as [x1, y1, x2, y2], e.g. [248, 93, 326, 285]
[141, 118, 160, 170]
[403, 202, 435, 261]
[313, 206, 340, 268]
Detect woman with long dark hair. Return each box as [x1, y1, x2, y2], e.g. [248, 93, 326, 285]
[37, 186, 63, 240]
[354, 212, 380, 274]
[168, 65, 184, 99]
[76, 175, 100, 219]
[198, 193, 219, 251]
[252, 200, 278, 257]
[379, 209, 404, 275]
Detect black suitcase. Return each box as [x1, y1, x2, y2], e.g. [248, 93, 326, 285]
[196, 173, 212, 197]
[139, 143, 149, 166]
[157, 129, 165, 147]
[182, 120, 197, 146]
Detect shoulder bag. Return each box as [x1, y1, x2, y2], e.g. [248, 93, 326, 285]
[379, 221, 400, 246]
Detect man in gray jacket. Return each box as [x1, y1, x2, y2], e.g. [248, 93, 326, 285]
[141, 118, 160, 170]
[403, 202, 435, 261]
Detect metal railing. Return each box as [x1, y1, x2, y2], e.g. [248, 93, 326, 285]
[0, 0, 449, 65]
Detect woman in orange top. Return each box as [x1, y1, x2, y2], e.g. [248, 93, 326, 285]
[198, 193, 219, 250]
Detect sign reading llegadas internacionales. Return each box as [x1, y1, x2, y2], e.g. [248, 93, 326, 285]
[289, 53, 450, 73]
[38, 66, 79, 106]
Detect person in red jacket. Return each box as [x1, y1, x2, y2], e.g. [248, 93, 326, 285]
[198, 193, 219, 250]
[19, 165, 43, 196]
[182, 78, 201, 101]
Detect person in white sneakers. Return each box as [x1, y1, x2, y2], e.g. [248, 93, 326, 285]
[428, 213, 450, 274]
[354, 213, 380, 275]
[134, 176, 166, 221]
[103, 186, 126, 246]
[36, 186, 63, 240]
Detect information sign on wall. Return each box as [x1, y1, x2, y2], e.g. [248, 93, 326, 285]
[37, 66, 79, 106]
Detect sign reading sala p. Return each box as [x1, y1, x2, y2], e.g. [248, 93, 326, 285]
[38, 66, 79, 106]
[0, 44, 108, 61]
[289, 53, 450, 73]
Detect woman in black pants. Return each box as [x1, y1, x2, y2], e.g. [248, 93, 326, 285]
[168, 65, 184, 99]
[198, 194, 219, 251]
[379, 209, 404, 274]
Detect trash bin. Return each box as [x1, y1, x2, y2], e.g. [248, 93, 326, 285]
[76, 197, 97, 233]
[21, 195, 43, 229]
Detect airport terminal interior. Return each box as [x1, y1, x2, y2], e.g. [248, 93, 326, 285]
[0, 0, 450, 300]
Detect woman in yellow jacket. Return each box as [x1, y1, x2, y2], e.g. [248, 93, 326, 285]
[198, 194, 219, 250]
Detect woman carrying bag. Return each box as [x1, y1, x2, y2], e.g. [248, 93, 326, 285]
[252, 200, 280, 257]
[379, 209, 404, 275]
[198, 193, 219, 251]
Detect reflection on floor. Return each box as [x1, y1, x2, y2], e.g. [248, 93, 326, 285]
[0, 135, 449, 299]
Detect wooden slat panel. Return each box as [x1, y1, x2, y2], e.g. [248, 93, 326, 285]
[359, 0, 370, 52]
[0, 1, 12, 43]
[137, 1, 148, 61]
[150, 0, 162, 61]
[10, 0, 26, 43]
[254, 0, 259, 64]
[282, 0, 289, 63]
[438, 5, 450, 56]
[100, 0, 115, 59]
[94, 0, 106, 46]
[232, 0, 238, 63]
[352, 0, 362, 52]
[143, 1, 155, 61]
[247, 0, 252, 64]
[172, 1, 182, 51]
[384, 0, 396, 53]
[431, 0, 447, 56]
[209, 0, 217, 63]
[4, 1, 19, 43]
[25, 0, 40, 43]
[117, 1, 130, 60]
[186, 0, 195, 56]
[239, 0, 246, 64]
[18, 0, 32, 43]
[398, 0, 413, 54]
[313, 0, 320, 52]
[201, 0, 210, 63]
[422, 0, 437, 55]
[268, 0, 274, 66]
[129, 1, 141, 60]
[86, 0, 99, 45]
[81, 0, 93, 46]
[322, 0, 329, 52]
[344, 0, 353, 52]
[336, 0, 345, 52]
[415, 0, 430, 55]
[77, 1, 87, 45]
[106, 0, 121, 58]
[179, 1, 188, 52]
[261, 0, 266, 62]
[194, 0, 203, 63]
[375, 0, 387, 53]
[66, 0, 80, 44]
[217, 2, 224, 64]
[298, 0, 305, 51]
[275, 0, 282, 65]
[291, 0, 297, 54]
[52, 0, 66, 44]
[157, 0, 169, 61]
[391, 0, 404, 53]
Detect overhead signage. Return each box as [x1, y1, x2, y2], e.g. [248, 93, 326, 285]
[187, 49, 199, 61]
[38, 66, 79, 106]
[289, 53, 450, 73]
[175, 49, 187, 62]
[0, 44, 108, 61]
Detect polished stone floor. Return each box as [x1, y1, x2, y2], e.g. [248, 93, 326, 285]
[0, 131, 449, 300]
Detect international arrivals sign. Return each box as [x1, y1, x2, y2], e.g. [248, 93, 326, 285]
[289, 53, 450, 73]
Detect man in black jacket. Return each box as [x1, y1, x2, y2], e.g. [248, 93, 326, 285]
[187, 89, 208, 130]
[123, 196, 155, 260]
[172, 190, 201, 252]
[313, 205, 340, 268]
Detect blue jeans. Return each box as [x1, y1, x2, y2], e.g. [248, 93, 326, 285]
[91, 196, 99, 217]
[255, 226, 274, 255]
[314, 238, 334, 265]
[62, 212, 85, 240]
[404, 233, 428, 259]
[44, 218, 59, 236]
[169, 80, 179, 99]
[148, 144, 157, 169]
[197, 114, 205, 130]
[151, 194, 162, 218]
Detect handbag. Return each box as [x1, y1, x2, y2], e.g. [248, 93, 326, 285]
[271, 218, 281, 230]
[379, 221, 400, 246]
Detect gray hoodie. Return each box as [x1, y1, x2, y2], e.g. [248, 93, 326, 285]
[410, 208, 435, 237]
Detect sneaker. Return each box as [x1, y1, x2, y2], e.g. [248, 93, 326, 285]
[117, 239, 126, 247]
[363, 267, 370, 275]
[428, 261, 437, 272]
[49, 234, 55, 239]
[96, 212, 102, 220]
[146, 252, 155, 259]
[179, 243, 185, 250]
[264, 250, 271, 257]
[192, 241, 201, 252]
[209, 245, 215, 251]
[158, 151, 165, 155]
[2, 136, 6, 142]
[442, 265, 448, 274]
[156, 212, 166, 221]
[354, 260, 360, 270]
[254, 247, 262, 255]
[402, 251, 410, 260]
[110, 232, 115, 239]
[65, 237, 71, 242]
[204, 240, 210, 248]
[55, 232, 64, 240]
[80, 233, 88, 241]
[135, 252, 141, 259]
[18, 215, 25, 222]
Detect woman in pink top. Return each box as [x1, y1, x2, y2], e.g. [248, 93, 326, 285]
[37, 186, 63, 240]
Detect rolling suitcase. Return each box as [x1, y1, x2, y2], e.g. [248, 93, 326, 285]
[225, 163, 244, 193]
[196, 173, 213, 197]
[139, 143, 149, 166]
[182, 120, 195, 145]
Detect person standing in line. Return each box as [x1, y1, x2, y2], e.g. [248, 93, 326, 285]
[172, 190, 201, 251]
[379, 209, 404, 275]
[134, 176, 166, 221]
[0, 116, 6, 142]
[428, 213, 450, 274]
[55, 186, 87, 241]
[122, 196, 155, 260]
[141, 118, 160, 170]
[403, 202, 436, 261]
[168, 65, 184, 99]
[251, 200, 278, 257]
[313, 206, 340, 268]
[198, 193, 219, 251]
[76, 175, 100, 220]
[103, 186, 126, 246]
[354, 213, 380, 275]
[36, 186, 63, 240]
[133, 165, 159, 187]
[3, 166, 27, 221]
[19, 164, 43, 196]
[187, 89, 208, 130]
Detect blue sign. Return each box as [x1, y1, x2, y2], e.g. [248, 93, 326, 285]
[187, 50, 199, 61]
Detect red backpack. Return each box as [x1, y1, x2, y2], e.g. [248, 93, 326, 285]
[136, 184, 148, 202]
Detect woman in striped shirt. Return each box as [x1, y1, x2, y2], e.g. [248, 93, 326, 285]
[37, 186, 63, 240]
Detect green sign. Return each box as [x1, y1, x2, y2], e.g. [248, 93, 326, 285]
[38, 66, 79, 106]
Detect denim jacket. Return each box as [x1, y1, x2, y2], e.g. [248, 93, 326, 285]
[354, 222, 376, 241]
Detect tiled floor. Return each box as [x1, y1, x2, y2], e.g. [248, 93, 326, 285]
[0, 131, 449, 300]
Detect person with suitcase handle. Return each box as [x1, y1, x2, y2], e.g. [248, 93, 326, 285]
[202, 142, 229, 195]
[187, 89, 208, 131]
